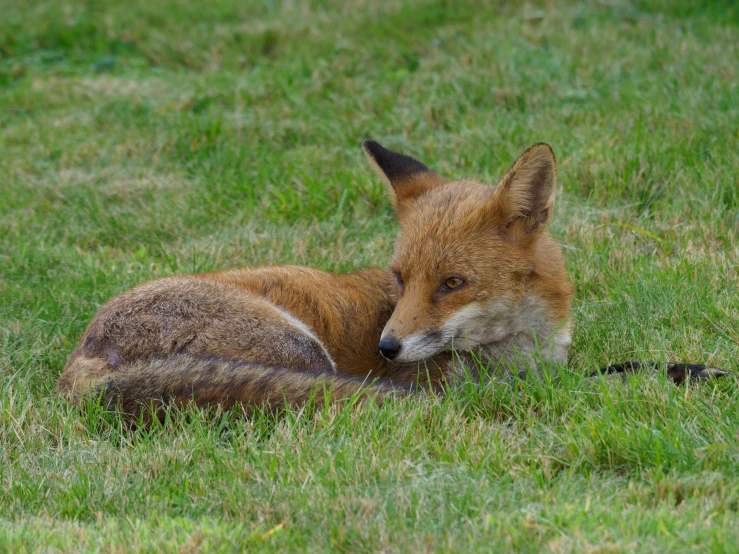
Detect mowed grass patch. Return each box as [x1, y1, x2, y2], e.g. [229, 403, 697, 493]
[1, 0, 738, 551]
[2, 370, 738, 552]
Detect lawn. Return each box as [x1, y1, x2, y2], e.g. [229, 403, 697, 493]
[1, 0, 738, 551]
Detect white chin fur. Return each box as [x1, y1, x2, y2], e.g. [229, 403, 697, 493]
[387, 294, 568, 365]
[391, 333, 447, 363]
[440, 301, 504, 345]
[385, 301, 508, 363]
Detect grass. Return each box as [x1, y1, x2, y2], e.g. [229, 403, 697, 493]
[1, 0, 738, 551]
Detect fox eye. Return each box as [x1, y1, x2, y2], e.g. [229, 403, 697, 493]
[443, 277, 465, 290]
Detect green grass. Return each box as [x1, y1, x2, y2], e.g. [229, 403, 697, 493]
[1, 0, 738, 551]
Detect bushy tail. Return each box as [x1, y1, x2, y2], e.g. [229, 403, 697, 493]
[593, 361, 728, 384]
[61, 353, 401, 420]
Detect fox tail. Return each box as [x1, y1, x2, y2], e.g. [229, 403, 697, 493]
[593, 361, 728, 384]
[58, 353, 400, 420]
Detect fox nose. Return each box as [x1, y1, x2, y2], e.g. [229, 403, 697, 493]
[378, 337, 402, 360]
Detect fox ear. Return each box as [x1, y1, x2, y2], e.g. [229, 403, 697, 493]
[494, 143, 557, 239]
[363, 140, 447, 213]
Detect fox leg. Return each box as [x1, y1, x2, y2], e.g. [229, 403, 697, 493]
[592, 361, 728, 384]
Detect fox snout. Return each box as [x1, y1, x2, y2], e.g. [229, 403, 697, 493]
[378, 328, 447, 363]
[378, 336, 402, 360]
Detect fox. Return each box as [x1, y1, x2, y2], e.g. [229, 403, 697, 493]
[57, 141, 727, 418]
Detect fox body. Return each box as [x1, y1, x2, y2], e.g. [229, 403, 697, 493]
[58, 141, 722, 417]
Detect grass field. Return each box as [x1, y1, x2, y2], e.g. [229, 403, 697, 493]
[1, 0, 738, 551]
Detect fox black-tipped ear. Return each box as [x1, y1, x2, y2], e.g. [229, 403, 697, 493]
[363, 140, 447, 213]
[494, 143, 557, 239]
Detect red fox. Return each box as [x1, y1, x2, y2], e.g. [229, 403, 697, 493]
[57, 141, 726, 417]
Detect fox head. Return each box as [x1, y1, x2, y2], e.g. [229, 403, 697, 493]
[364, 140, 572, 364]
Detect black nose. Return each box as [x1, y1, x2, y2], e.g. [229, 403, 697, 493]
[378, 337, 402, 360]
